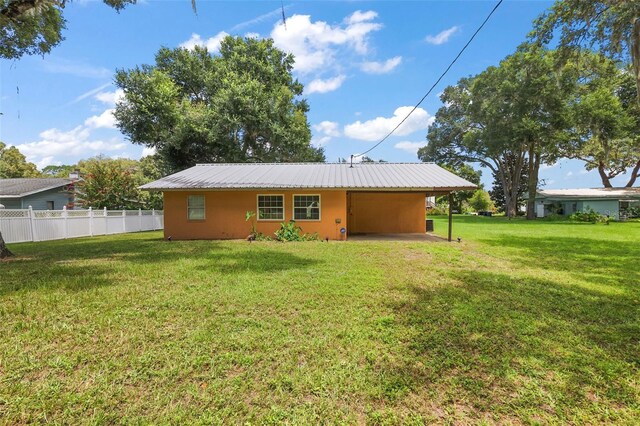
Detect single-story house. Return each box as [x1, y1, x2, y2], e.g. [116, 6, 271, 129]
[534, 187, 640, 219]
[141, 162, 477, 241]
[0, 178, 78, 210]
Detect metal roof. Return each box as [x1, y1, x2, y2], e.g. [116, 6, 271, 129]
[140, 163, 478, 192]
[0, 178, 75, 198]
[536, 187, 640, 200]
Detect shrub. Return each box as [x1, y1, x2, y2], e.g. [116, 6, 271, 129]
[622, 206, 640, 219]
[468, 190, 495, 213]
[274, 220, 319, 242]
[568, 208, 609, 224]
[429, 202, 450, 215]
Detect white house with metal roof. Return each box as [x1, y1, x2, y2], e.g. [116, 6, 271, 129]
[534, 187, 640, 219]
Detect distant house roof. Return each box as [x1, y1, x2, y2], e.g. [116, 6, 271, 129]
[0, 178, 76, 198]
[141, 163, 478, 192]
[536, 187, 640, 200]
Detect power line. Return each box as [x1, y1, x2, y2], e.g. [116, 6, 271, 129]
[352, 0, 504, 162]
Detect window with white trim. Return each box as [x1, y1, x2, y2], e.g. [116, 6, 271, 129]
[257, 195, 284, 220]
[293, 195, 320, 221]
[187, 195, 205, 220]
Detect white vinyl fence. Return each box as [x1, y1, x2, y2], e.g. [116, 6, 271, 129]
[0, 207, 163, 244]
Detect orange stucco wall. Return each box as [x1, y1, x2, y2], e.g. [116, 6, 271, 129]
[348, 192, 426, 234]
[163, 190, 348, 240]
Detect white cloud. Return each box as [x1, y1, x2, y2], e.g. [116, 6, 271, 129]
[566, 171, 573, 177]
[244, 32, 260, 39]
[94, 89, 124, 106]
[346, 10, 378, 24]
[313, 121, 341, 137]
[425, 26, 459, 45]
[394, 141, 427, 154]
[141, 147, 157, 157]
[270, 11, 382, 74]
[306, 75, 346, 94]
[311, 136, 332, 147]
[69, 82, 112, 105]
[360, 56, 402, 74]
[344, 106, 434, 142]
[16, 126, 127, 168]
[180, 31, 229, 52]
[84, 109, 116, 129]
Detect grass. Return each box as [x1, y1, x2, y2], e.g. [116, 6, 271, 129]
[1, 216, 638, 424]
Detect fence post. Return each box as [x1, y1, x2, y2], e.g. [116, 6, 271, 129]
[89, 207, 93, 237]
[138, 208, 142, 232]
[63, 205, 68, 239]
[152, 209, 156, 231]
[28, 205, 37, 242]
[122, 209, 126, 233]
[104, 207, 108, 235]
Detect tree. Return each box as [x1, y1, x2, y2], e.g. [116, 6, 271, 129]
[419, 48, 573, 219]
[136, 154, 164, 209]
[0, 231, 13, 259]
[75, 156, 142, 209]
[565, 56, 640, 187]
[437, 164, 482, 213]
[418, 76, 524, 219]
[41, 164, 75, 177]
[468, 190, 495, 213]
[530, 0, 640, 103]
[0, 141, 40, 178]
[0, 0, 135, 59]
[489, 155, 528, 214]
[74, 155, 164, 210]
[114, 36, 325, 173]
[0, 0, 199, 60]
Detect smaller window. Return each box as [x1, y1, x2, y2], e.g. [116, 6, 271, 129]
[293, 195, 320, 221]
[257, 195, 284, 220]
[188, 195, 205, 220]
[46, 201, 54, 210]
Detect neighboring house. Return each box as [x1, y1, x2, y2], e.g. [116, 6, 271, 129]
[0, 178, 77, 210]
[141, 163, 476, 240]
[534, 187, 640, 219]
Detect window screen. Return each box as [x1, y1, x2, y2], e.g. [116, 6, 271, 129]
[293, 195, 320, 220]
[188, 195, 205, 220]
[257, 195, 284, 220]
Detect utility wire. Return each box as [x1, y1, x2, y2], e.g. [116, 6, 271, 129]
[352, 0, 504, 161]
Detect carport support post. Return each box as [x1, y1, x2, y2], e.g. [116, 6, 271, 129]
[448, 192, 453, 242]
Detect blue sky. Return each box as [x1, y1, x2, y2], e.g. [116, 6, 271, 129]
[0, 0, 634, 189]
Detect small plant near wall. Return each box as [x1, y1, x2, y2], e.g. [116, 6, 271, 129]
[274, 220, 319, 242]
[245, 211, 271, 241]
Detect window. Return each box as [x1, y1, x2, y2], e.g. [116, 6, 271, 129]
[293, 195, 320, 221]
[46, 201, 54, 210]
[187, 195, 205, 220]
[257, 195, 284, 220]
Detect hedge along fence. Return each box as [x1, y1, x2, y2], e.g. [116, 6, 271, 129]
[0, 207, 163, 244]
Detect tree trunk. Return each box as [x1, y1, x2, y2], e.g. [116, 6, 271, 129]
[597, 162, 613, 188]
[625, 160, 640, 187]
[526, 146, 541, 220]
[0, 231, 14, 259]
[632, 17, 640, 105]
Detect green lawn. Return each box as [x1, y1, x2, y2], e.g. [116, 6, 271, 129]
[1, 217, 639, 424]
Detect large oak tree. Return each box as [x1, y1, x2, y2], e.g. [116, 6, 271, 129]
[531, 0, 640, 103]
[565, 56, 640, 187]
[114, 36, 324, 172]
[419, 47, 573, 219]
